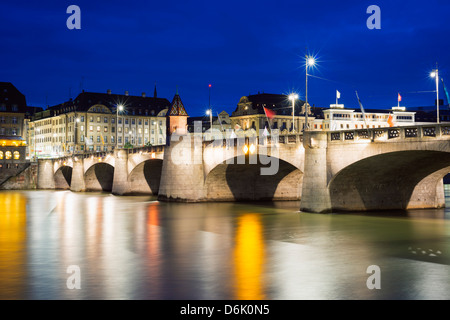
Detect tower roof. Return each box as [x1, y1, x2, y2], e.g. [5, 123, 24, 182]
[169, 93, 188, 116]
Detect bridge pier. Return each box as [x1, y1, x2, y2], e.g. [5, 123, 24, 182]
[112, 149, 130, 195]
[37, 159, 55, 190]
[300, 131, 332, 213]
[70, 156, 86, 192]
[158, 134, 206, 201]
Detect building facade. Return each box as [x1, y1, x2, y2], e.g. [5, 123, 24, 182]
[230, 93, 317, 136]
[30, 90, 170, 158]
[322, 104, 416, 130]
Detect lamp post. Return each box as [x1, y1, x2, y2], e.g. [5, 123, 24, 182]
[116, 105, 123, 148]
[430, 65, 440, 124]
[75, 117, 80, 154]
[34, 127, 39, 160]
[206, 109, 213, 135]
[288, 93, 299, 132]
[305, 55, 316, 130]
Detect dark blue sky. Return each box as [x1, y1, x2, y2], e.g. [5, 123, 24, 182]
[2, 0, 450, 116]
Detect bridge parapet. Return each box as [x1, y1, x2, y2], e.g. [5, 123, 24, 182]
[202, 133, 304, 148]
[327, 124, 450, 143]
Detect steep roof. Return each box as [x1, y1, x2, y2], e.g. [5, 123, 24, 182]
[41, 91, 171, 118]
[232, 93, 307, 116]
[168, 93, 188, 116]
[0, 82, 27, 113]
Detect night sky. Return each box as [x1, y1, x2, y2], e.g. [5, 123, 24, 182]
[2, 0, 450, 116]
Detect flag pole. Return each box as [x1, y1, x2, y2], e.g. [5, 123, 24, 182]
[355, 91, 368, 128]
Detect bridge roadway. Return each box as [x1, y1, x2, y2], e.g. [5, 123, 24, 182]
[36, 123, 450, 213]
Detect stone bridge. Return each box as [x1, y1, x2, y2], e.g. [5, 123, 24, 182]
[300, 124, 450, 213]
[37, 145, 165, 195]
[36, 133, 305, 201]
[36, 124, 450, 213]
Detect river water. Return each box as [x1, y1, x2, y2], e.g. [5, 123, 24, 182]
[1, 188, 450, 300]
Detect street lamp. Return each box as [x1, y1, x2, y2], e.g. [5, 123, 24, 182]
[206, 109, 213, 134]
[430, 66, 440, 124]
[116, 105, 123, 148]
[288, 93, 299, 132]
[305, 55, 316, 130]
[34, 127, 40, 160]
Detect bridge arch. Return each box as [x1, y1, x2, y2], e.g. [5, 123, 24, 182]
[54, 165, 73, 189]
[128, 159, 163, 195]
[205, 155, 303, 201]
[84, 162, 115, 192]
[328, 150, 450, 211]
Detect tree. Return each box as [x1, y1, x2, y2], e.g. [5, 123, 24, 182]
[124, 142, 133, 149]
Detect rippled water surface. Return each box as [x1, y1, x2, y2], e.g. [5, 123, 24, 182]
[1, 188, 450, 300]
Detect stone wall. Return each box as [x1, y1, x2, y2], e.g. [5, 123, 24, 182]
[0, 162, 37, 190]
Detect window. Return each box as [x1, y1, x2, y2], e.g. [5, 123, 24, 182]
[80, 145, 84, 151]
[90, 136, 93, 143]
[145, 128, 148, 134]
[118, 137, 122, 143]
[104, 146, 108, 152]
[81, 116, 84, 122]
[97, 126, 100, 132]
[97, 136, 101, 143]
[97, 116, 101, 123]
[80, 135, 84, 142]
[104, 117, 108, 123]
[132, 119, 135, 125]
[96, 146, 101, 152]
[90, 126, 93, 132]
[118, 118, 122, 124]
[0, 151, 3, 159]
[111, 136, 115, 143]
[138, 119, 142, 125]
[90, 116, 93, 122]
[118, 127, 122, 133]
[5, 151, 12, 160]
[111, 118, 115, 124]
[111, 127, 115, 133]
[13, 151, 20, 160]
[104, 126, 108, 132]
[138, 137, 142, 144]
[125, 137, 129, 143]
[145, 120, 148, 125]
[125, 119, 129, 125]
[104, 136, 108, 143]
[11, 117, 17, 124]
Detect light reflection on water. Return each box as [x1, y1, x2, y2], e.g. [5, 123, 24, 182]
[0, 189, 449, 299]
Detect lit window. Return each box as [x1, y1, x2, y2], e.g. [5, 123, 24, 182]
[5, 151, 12, 160]
[0, 151, 3, 159]
[13, 151, 20, 160]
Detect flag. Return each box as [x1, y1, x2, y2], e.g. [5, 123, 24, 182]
[263, 107, 276, 119]
[263, 126, 269, 137]
[387, 114, 394, 127]
[101, 135, 104, 145]
[234, 123, 241, 130]
[336, 90, 341, 99]
[398, 93, 402, 102]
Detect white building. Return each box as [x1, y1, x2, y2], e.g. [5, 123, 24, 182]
[322, 104, 416, 131]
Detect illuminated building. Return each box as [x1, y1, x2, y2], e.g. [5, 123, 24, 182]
[30, 89, 170, 157]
